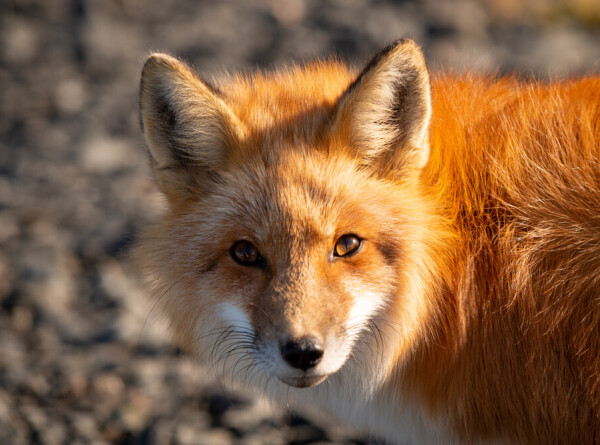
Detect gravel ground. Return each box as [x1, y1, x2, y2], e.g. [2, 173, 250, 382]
[1, 1, 599, 444]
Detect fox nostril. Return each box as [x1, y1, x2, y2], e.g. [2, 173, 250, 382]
[281, 337, 324, 371]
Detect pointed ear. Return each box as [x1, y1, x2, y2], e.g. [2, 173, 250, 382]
[333, 39, 431, 169]
[139, 53, 245, 202]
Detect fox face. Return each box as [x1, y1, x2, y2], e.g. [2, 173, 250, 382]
[177, 154, 405, 389]
[137, 40, 441, 392]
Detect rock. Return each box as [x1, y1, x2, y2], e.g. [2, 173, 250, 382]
[80, 137, 139, 175]
[92, 373, 125, 400]
[11, 305, 34, 334]
[72, 413, 100, 441]
[1, 17, 39, 65]
[40, 422, 68, 445]
[175, 425, 233, 445]
[20, 402, 48, 431]
[220, 399, 281, 433]
[54, 77, 89, 115]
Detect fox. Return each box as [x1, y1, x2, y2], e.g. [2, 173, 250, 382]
[135, 39, 600, 444]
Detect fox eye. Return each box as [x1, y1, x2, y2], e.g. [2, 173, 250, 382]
[334, 234, 361, 257]
[230, 240, 263, 267]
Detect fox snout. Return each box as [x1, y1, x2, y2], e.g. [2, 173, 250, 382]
[248, 301, 349, 388]
[216, 298, 346, 388]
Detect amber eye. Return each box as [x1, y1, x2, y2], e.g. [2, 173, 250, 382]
[230, 240, 264, 267]
[334, 234, 361, 257]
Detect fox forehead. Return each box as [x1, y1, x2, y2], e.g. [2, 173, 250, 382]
[201, 149, 401, 248]
[217, 60, 356, 133]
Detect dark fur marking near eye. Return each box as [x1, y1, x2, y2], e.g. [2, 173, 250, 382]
[202, 259, 219, 273]
[375, 238, 401, 265]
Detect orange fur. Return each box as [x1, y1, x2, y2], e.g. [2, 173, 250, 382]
[136, 40, 600, 444]
[411, 74, 600, 443]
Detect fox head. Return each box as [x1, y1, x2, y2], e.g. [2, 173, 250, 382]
[137, 40, 443, 391]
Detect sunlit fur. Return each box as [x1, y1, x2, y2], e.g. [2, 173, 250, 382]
[136, 39, 600, 444]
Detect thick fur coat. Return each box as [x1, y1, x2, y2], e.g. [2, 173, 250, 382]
[136, 40, 600, 444]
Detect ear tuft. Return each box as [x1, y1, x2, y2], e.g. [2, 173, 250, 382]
[333, 39, 431, 169]
[139, 53, 244, 202]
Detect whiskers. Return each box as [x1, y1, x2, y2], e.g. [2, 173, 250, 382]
[187, 325, 261, 392]
[343, 314, 404, 388]
[137, 277, 183, 345]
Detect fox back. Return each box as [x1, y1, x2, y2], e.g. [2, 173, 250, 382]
[136, 40, 600, 444]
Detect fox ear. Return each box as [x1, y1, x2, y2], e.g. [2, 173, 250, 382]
[139, 53, 245, 202]
[333, 39, 431, 170]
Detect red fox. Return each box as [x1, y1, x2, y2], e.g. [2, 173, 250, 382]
[136, 39, 600, 444]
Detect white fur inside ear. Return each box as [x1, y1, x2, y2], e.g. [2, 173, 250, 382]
[413, 76, 431, 169]
[414, 118, 431, 169]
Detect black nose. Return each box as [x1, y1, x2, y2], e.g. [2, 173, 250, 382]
[281, 337, 324, 371]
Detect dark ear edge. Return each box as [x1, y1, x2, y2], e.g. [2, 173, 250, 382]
[333, 39, 431, 169]
[344, 39, 412, 98]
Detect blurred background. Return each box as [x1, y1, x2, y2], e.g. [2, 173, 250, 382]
[1, 0, 599, 444]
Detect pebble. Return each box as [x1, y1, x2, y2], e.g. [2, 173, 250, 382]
[0, 389, 10, 414]
[1, 18, 39, 65]
[80, 137, 139, 175]
[54, 77, 89, 115]
[11, 305, 34, 334]
[20, 403, 48, 430]
[175, 425, 234, 445]
[221, 399, 280, 432]
[92, 373, 125, 400]
[123, 388, 154, 428]
[40, 423, 68, 445]
[72, 413, 100, 440]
